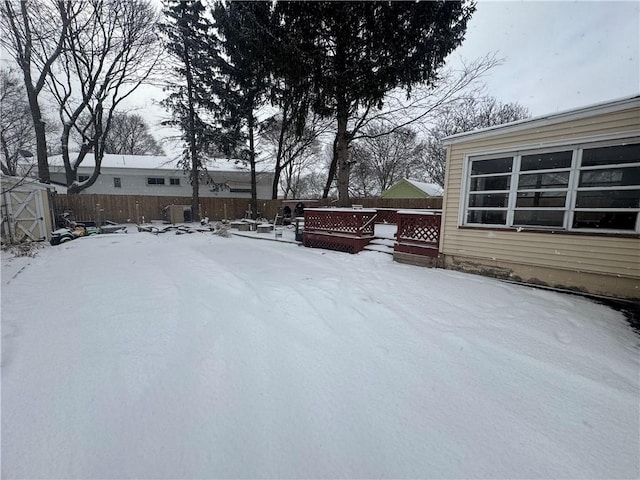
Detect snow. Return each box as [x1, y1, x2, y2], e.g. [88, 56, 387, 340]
[397, 209, 442, 215]
[2, 229, 639, 478]
[305, 207, 378, 213]
[46, 153, 254, 172]
[405, 178, 444, 197]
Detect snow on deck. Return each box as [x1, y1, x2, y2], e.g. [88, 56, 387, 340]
[1, 230, 638, 478]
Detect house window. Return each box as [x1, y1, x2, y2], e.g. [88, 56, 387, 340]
[462, 140, 640, 233]
[169, 178, 180, 185]
[147, 177, 165, 185]
[573, 144, 640, 230]
[78, 174, 90, 182]
[114, 177, 122, 188]
[229, 187, 251, 193]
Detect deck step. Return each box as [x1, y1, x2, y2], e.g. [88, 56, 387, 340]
[364, 242, 394, 254]
[369, 237, 395, 247]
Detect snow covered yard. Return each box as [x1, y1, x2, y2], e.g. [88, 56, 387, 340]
[2, 230, 638, 479]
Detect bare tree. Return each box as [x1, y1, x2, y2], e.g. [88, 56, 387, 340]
[0, 68, 35, 176]
[0, 0, 77, 183]
[46, 0, 163, 193]
[104, 112, 164, 155]
[349, 123, 426, 197]
[423, 96, 530, 186]
[70, 111, 164, 156]
[259, 111, 328, 199]
[320, 54, 502, 199]
[0, 67, 59, 177]
[294, 170, 327, 200]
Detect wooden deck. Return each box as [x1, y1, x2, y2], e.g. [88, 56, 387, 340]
[302, 208, 441, 257]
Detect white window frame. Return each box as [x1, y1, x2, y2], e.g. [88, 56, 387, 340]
[460, 137, 640, 234]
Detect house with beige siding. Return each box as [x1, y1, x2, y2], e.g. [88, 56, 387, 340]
[439, 95, 639, 300]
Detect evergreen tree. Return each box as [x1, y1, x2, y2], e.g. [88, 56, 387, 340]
[276, 1, 476, 205]
[160, 0, 214, 221]
[209, 1, 273, 219]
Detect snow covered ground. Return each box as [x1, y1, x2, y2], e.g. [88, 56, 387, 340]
[2, 228, 638, 479]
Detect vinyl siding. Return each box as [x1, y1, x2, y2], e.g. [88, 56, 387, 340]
[49, 166, 275, 199]
[441, 105, 640, 281]
[382, 181, 426, 199]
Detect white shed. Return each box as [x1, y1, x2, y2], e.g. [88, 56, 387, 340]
[1, 175, 55, 243]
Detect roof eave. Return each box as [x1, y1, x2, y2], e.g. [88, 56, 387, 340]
[442, 94, 640, 146]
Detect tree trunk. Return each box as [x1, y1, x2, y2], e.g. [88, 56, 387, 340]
[270, 106, 289, 199]
[23, 74, 50, 183]
[33, 108, 50, 184]
[184, 38, 199, 221]
[335, 101, 350, 207]
[248, 110, 258, 220]
[322, 136, 338, 199]
[271, 163, 282, 200]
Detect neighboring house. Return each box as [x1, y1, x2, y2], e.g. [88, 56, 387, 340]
[1, 175, 55, 243]
[439, 95, 639, 300]
[48, 154, 275, 199]
[381, 178, 443, 198]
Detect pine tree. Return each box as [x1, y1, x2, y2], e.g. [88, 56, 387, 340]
[276, 1, 476, 205]
[160, 0, 214, 221]
[208, 1, 274, 219]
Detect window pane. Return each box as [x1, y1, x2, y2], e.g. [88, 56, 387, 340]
[521, 151, 572, 171]
[513, 210, 565, 227]
[113, 177, 121, 188]
[518, 171, 569, 189]
[466, 210, 507, 225]
[573, 211, 637, 230]
[575, 189, 640, 208]
[471, 157, 513, 175]
[579, 167, 640, 187]
[468, 193, 509, 207]
[470, 175, 511, 191]
[516, 191, 566, 207]
[582, 143, 640, 167]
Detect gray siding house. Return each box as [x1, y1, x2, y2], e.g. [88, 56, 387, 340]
[48, 154, 275, 199]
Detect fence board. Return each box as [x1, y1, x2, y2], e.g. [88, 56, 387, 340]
[52, 194, 442, 225]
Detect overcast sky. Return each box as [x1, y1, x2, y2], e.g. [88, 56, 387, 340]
[140, 0, 639, 141]
[445, 0, 639, 116]
[4, 1, 635, 147]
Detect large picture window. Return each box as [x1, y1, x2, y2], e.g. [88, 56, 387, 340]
[462, 140, 640, 233]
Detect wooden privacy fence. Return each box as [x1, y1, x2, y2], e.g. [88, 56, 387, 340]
[51, 194, 443, 225]
[53, 195, 284, 224]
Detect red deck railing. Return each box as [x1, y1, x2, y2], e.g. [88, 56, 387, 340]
[373, 208, 399, 225]
[302, 207, 442, 257]
[303, 208, 377, 253]
[394, 210, 441, 257]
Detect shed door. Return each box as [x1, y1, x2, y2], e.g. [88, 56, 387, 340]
[7, 189, 47, 241]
